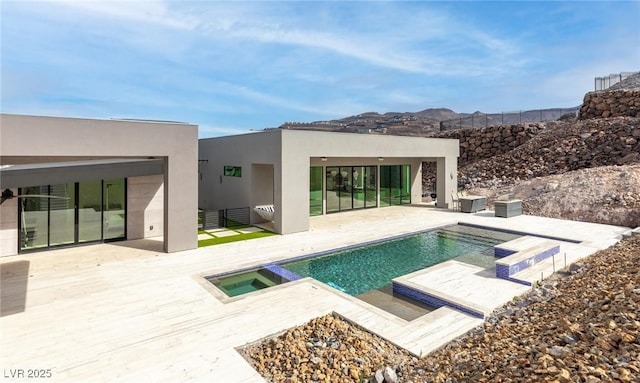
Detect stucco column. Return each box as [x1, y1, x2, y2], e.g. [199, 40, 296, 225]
[276, 156, 310, 234]
[410, 159, 423, 203]
[436, 156, 458, 209]
[164, 152, 198, 252]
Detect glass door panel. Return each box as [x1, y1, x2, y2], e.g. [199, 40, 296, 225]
[326, 167, 340, 213]
[389, 165, 402, 205]
[337, 167, 352, 211]
[379, 166, 391, 207]
[19, 186, 49, 250]
[49, 183, 75, 246]
[401, 165, 412, 204]
[352, 167, 365, 209]
[309, 167, 323, 216]
[78, 181, 103, 243]
[104, 179, 125, 240]
[364, 166, 377, 208]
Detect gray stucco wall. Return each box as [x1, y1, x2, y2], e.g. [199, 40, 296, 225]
[0, 114, 198, 255]
[198, 129, 459, 235]
[127, 175, 164, 240]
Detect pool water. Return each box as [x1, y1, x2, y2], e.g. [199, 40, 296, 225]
[211, 269, 285, 297]
[281, 225, 520, 296]
[207, 225, 520, 298]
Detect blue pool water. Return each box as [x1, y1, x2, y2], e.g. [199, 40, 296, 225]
[281, 225, 520, 296]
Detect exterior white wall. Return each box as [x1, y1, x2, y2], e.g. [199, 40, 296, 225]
[0, 189, 19, 257]
[127, 175, 164, 240]
[0, 114, 198, 254]
[198, 132, 282, 224]
[436, 155, 459, 209]
[200, 129, 459, 235]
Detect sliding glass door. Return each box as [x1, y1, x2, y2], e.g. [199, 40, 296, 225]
[325, 166, 377, 214]
[103, 179, 126, 240]
[380, 165, 411, 207]
[19, 186, 50, 250]
[49, 183, 75, 246]
[309, 167, 323, 216]
[18, 178, 126, 252]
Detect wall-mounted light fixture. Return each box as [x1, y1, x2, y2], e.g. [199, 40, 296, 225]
[378, 157, 384, 162]
[321, 157, 327, 162]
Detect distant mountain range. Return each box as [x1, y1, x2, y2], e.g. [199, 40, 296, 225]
[279, 106, 580, 136]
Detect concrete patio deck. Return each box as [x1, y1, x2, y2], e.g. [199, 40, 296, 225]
[0, 205, 630, 382]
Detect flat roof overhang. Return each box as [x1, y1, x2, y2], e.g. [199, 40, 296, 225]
[0, 158, 164, 189]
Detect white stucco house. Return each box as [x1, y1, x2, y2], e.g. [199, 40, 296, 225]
[0, 114, 459, 257]
[0, 114, 198, 256]
[198, 129, 459, 235]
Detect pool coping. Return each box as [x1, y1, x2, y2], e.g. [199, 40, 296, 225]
[199, 222, 580, 307]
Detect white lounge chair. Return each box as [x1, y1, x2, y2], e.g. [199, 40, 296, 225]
[450, 192, 460, 211]
[253, 204, 275, 221]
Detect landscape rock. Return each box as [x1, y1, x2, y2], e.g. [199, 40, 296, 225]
[239, 235, 640, 383]
[383, 366, 398, 383]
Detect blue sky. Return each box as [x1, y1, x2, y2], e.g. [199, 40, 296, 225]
[2, 1, 639, 137]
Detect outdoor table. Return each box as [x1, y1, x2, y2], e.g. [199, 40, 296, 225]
[494, 199, 522, 218]
[459, 195, 486, 213]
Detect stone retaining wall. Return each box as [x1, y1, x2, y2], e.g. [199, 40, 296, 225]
[579, 89, 640, 120]
[423, 117, 640, 192]
[434, 123, 545, 166]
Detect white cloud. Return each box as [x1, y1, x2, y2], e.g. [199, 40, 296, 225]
[54, 0, 197, 30]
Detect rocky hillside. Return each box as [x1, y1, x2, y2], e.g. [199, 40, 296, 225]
[447, 74, 640, 227]
[456, 117, 640, 187]
[279, 107, 578, 136]
[431, 117, 640, 228]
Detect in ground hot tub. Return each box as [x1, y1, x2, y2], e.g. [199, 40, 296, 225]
[207, 264, 301, 297]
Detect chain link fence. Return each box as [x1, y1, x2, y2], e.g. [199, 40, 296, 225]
[594, 72, 638, 91]
[439, 107, 578, 131]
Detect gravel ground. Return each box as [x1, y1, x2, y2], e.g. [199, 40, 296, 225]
[240, 234, 640, 383]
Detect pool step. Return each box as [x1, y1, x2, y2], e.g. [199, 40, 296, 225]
[391, 260, 531, 319]
[436, 228, 504, 248]
[356, 285, 435, 322]
[494, 237, 561, 285]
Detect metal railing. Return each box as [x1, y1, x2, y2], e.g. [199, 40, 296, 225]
[439, 107, 578, 131]
[199, 207, 251, 230]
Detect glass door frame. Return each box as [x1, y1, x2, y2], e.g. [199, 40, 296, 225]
[18, 179, 127, 253]
[324, 165, 378, 214]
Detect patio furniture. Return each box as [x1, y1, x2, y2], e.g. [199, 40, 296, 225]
[253, 204, 275, 221]
[495, 199, 522, 218]
[459, 195, 486, 213]
[450, 192, 460, 211]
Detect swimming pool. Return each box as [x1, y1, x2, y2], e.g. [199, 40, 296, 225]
[280, 225, 520, 295]
[207, 224, 520, 298]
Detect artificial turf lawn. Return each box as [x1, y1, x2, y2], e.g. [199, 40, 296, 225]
[197, 230, 276, 247]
